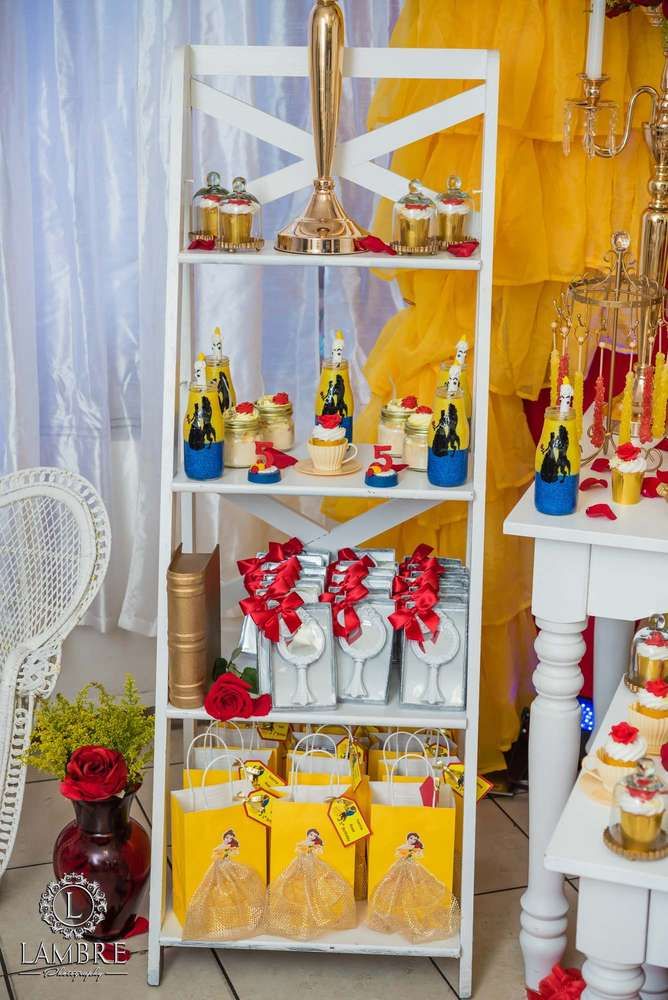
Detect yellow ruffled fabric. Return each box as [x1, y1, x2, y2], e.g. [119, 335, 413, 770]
[327, 1, 661, 771]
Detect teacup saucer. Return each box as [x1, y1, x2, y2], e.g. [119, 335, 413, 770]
[295, 459, 362, 478]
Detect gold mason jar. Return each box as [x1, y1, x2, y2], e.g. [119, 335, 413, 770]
[404, 421, 430, 471]
[378, 407, 410, 457]
[224, 406, 261, 468]
[257, 395, 295, 451]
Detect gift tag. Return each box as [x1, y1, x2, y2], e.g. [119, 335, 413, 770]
[336, 736, 365, 763]
[419, 774, 439, 807]
[257, 722, 291, 742]
[443, 762, 493, 802]
[244, 789, 275, 828]
[243, 760, 286, 791]
[327, 796, 371, 846]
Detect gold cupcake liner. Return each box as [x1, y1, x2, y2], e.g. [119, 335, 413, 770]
[627, 704, 668, 754]
[390, 237, 439, 256]
[591, 751, 637, 792]
[611, 469, 643, 505]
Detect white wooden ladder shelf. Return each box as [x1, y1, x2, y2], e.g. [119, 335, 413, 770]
[149, 42, 499, 999]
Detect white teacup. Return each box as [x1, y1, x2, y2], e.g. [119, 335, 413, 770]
[307, 439, 358, 473]
[581, 751, 637, 793]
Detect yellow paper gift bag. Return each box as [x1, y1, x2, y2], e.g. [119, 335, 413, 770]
[171, 756, 268, 927]
[182, 730, 278, 788]
[367, 756, 456, 898]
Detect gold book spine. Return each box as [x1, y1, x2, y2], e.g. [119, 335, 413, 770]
[167, 545, 220, 709]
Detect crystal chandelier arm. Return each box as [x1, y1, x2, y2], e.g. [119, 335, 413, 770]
[593, 85, 658, 158]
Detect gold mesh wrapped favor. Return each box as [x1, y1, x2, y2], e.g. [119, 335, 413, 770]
[182, 841, 266, 941]
[367, 845, 460, 943]
[267, 842, 356, 940]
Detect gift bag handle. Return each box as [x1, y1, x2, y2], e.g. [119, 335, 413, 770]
[414, 728, 455, 760]
[185, 731, 230, 789]
[289, 744, 345, 796]
[200, 752, 251, 810]
[389, 751, 437, 807]
[313, 724, 354, 758]
[203, 719, 246, 751]
[291, 732, 339, 759]
[381, 730, 427, 761]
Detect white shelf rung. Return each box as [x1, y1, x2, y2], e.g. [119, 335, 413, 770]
[160, 900, 461, 957]
[178, 245, 481, 270]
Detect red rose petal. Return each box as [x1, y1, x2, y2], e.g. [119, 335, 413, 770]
[251, 694, 273, 717]
[446, 240, 479, 258]
[642, 477, 661, 498]
[585, 503, 617, 521]
[591, 458, 610, 473]
[579, 478, 608, 492]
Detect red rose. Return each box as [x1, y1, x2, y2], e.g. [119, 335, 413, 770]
[609, 722, 639, 745]
[661, 743, 668, 771]
[318, 414, 342, 429]
[527, 963, 585, 1000]
[616, 441, 641, 462]
[645, 678, 668, 698]
[416, 405, 432, 414]
[401, 395, 418, 409]
[60, 746, 128, 802]
[646, 631, 668, 647]
[204, 673, 273, 721]
[272, 392, 289, 405]
[236, 402, 255, 414]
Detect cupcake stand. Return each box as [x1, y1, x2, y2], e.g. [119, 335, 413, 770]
[147, 34, 499, 1000]
[504, 475, 668, 996]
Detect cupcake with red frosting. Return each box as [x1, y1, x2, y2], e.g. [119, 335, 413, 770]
[591, 722, 647, 792]
[628, 678, 668, 754]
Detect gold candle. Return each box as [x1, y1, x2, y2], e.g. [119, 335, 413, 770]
[619, 369, 634, 444]
[652, 352, 667, 439]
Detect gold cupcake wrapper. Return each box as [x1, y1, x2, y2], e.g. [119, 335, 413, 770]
[627, 704, 668, 754]
[611, 468, 644, 505]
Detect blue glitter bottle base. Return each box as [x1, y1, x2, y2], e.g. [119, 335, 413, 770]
[184, 442, 223, 480]
[534, 472, 578, 515]
[427, 448, 468, 487]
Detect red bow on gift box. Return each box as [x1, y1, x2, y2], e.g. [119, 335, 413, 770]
[389, 589, 440, 649]
[327, 561, 371, 591]
[320, 583, 369, 641]
[337, 548, 376, 567]
[239, 591, 304, 643]
[237, 537, 304, 576]
[392, 568, 441, 598]
[242, 559, 300, 596]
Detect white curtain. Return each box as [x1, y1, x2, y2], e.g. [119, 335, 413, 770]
[0, 0, 402, 635]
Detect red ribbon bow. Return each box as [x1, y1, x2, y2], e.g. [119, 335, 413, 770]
[255, 441, 298, 470]
[526, 964, 585, 1000]
[320, 583, 369, 641]
[240, 591, 304, 642]
[337, 548, 376, 567]
[267, 537, 304, 561]
[389, 590, 440, 649]
[401, 543, 435, 567]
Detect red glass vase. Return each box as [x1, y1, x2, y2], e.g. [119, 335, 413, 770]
[53, 791, 150, 941]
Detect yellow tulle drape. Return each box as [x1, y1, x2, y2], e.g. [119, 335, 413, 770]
[327, 1, 662, 771]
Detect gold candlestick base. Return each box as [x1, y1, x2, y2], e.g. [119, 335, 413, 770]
[276, 179, 365, 255]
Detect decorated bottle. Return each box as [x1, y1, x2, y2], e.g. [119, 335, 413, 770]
[183, 353, 224, 480]
[315, 330, 354, 443]
[427, 365, 470, 487]
[205, 326, 237, 417]
[534, 376, 580, 515]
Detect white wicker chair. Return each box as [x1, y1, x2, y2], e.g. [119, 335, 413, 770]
[0, 468, 111, 878]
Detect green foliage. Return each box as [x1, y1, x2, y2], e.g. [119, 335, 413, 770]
[23, 676, 154, 787]
[211, 647, 258, 693]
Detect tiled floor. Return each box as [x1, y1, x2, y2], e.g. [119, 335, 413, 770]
[0, 739, 582, 1000]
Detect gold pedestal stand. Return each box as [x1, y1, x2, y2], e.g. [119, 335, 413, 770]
[276, 0, 364, 255]
[603, 824, 668, 861]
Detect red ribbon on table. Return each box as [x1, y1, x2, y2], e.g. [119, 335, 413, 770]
[389, 589, 440, 649]
[239, 591, 304, 643]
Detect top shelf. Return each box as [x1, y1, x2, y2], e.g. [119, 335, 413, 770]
[178, 245, 481, 271]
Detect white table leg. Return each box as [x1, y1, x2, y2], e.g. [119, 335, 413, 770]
[582, 959, 645, 1000]
[520, 616, 586, 988]
[590, 617, 634, 747]
[641, 966, 668, 1000]
[578, 879, 650, 1000]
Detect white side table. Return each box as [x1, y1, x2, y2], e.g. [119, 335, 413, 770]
[546, 680, 668, 1000]
[504, 474, 668, 990]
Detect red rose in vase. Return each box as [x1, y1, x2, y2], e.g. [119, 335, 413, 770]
[60, 746, 128, 802]
[204, 672, 272, 721]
